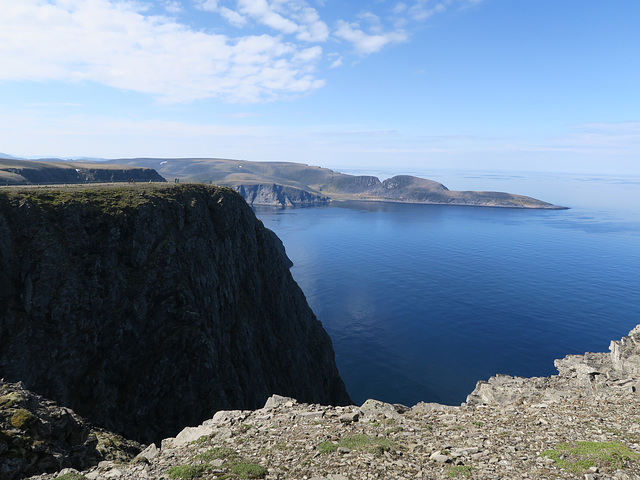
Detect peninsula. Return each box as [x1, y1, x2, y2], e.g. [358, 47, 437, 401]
[0, 156, 566, 209]
[104, 157, 567, 209]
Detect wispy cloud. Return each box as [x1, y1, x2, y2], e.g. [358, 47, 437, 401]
[0, 0, 326, 103]
[334, 20, 408, 55]
[0, 0, 476, 103]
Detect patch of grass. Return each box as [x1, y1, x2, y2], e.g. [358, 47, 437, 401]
[472, 421, 484, 427]
[10, 409, 35, 429]
[167, 464, 209, 479]
[193, 447, 238, 463]
[231, 463, 268, 479]
[541, 441, 640, 473]
[447, 465, 475, 478]
[318, 441, 338, 454]
[56, 473, 88, 480]
[338, 434, 393, 454]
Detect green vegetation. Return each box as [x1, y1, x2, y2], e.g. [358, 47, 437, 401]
[0, 184, 230, 217]
[447, 465, 475, 478]
[318, 441, 338, 454]
[193, 447, 238, 462]
[184, 446, 267, 479]
[231, 463, 268, 479]
[10, 408, 35, 429]
[167, 464, 209, 479]
[541, 441, 640, 473]
[472, 421, 484, 427]
[319, 434, 394, 455]
[56, 473, 89, 480]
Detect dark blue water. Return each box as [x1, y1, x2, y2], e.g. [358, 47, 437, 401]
[254, 172, 640, 407]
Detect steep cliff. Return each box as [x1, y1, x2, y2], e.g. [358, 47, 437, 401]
[0, 159, 165, 185]
[0, 184, 350, 445]
[233, 184, 329, 206]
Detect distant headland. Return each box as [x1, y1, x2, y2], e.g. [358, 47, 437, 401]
[0, 156, 568, 209]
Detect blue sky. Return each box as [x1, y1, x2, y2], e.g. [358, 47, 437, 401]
[0, 0, 639, 174]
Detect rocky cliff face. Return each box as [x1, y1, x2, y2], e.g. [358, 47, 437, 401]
[0, 184, 350, 445]
[0, 159, 165, 185]
[233, 184, 329, 207]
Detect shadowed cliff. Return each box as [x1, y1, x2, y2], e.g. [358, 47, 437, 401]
[0, 158, 165, 185]
[0, 184, 351, 445]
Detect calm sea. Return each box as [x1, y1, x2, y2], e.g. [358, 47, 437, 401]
[253, 171, 640, 407]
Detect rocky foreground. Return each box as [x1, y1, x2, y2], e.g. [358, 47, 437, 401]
[9, 325, 640, 480]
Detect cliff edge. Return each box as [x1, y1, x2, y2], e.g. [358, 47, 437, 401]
[0, 184, 351, 445]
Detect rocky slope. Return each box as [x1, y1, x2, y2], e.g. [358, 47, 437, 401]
[0, 184, 350, 446]
[22, 324, 640, 480]
[0, 381, 141, 480]
[0, 159, 164, 185]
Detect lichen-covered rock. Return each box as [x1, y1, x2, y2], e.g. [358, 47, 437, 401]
[0, 184, 350, 445]
[0, 381, 140, 480]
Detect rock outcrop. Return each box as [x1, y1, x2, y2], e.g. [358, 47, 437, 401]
[466, 324, 640, 407]
[0, 381, 140, 480]
[233, 184, 329, 207]
[0, 184, 350, 445]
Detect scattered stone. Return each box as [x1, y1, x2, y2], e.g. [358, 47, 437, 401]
[338, 412, 359, 424]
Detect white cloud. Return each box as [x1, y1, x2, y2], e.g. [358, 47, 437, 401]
[0, 0, 326, 103]
[408, 1, 449, 21]
[334, 20, 408, 55]
[195, 0, 219, 12]
[237, 0, 300, 34]
[234, 0, 329, 42]
[220, 6, 248, 27]
[292, 46, 322, 63]
[163, 1, 183, 13]
[329, 57, 343, 68]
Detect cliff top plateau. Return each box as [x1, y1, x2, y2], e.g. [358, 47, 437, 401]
[0, 183, 350, 447]
[12, 325, 640, 480]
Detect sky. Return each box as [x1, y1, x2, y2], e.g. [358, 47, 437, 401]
[0, 0, 639, 175]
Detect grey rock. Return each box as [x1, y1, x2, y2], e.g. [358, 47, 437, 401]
[338, 412, 359, 423]
[359, 399, 404, 420]
[135, 444, 158, 461]
[300, 411, 325, 421]
[430, 454, 451, 464]
[263, 394, 297, 410]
